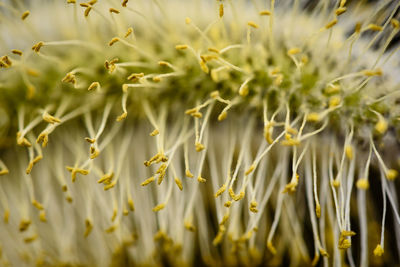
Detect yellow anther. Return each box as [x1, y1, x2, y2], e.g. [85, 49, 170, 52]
[367, 24, 383, 31]
[175, 44, 188, 50]
[316, 204, 321, 218]
[36, 132, 49, 147]
[67, 0, 76, 3]
[386, 169, 398, 180]
[66, 195, 73, 203]
[42, 112, 61, 124]
[185, 17, 191, 24]
[239, 85, 249, 96]
[62, 185, 68, 192]
[229, 189, 245, 201]
[215, 184, 227, 198]
[19, 219, 31, 232]
[218, 111, 228, 121]
[282, 181, 298, 193]
[85, 137, 96, 143]
[185, 169, 194, 178]
[84, 7, 92, 17]
[362, 68, 382, 76]
[356, 178, 369, 190]
[141, 176, 155, 186]
[174, 177, 183, 190]
[122, 0, 128, 7]
[345, 145, 353, 160]
[210, 90, 219, 98]
[319, 248, 329, 257]
[200, 60, 209, 73]
[340, 0, 347, 7]
[116, 112, 127, 122]
[249, 201, 258, 213]
[200, 54, 218, 62]
[26, 155, 42, 174]
[152, 76, 161, 82]
[220, 212, 230, 225]
[152, 203, 166, 212]
[247, 21, 259, 28]
[11, 49, 23, 56]
[1, 56, 12, 67]
[0, 169, 9, 176]
[111, 208, 117, 222]
[325, 18, 338, 29]
[192, 112, 203, 118]
[39, 211, 47, 222]
[374, 117, 388, 135]
[338, 238, 351, 249]
[123, 209, 129, 216]
[325, 83, 341, 94]
[128, 198, 135, 211]
[355, 22, 362, 33]
[32, 41, 44, 53]
[287, 48, 301, 56]
[97, 172, 114, 184]
[306, 112, 321, 122]
[109, 8, 120, 14]
[335, 7, 347, 16]
[4, 210, 9, 223]
[66, 166, 89, 182]
[212, 226, 225, 246]
[301, 55, 309, 65]
[332, 179, 340, 187]
[84, 219, 93, 237]
[245, 164, 255, 176]
[195, 142, 205, 152]
[104, 181, 116, 190]
[218, 3, 224, 18]
[124, 27, 133, 38]
[21, 11, 30, 20]
[184, 221, 196, 232]
[259, 10, 271, 16]
[88, 81, 100, 91]
[208, 47, 220, 54]
[24, 234, 38, 243]
[108, 37, 120, 46]
[373, 244, 384, 257]
[274, 74, 283, 86]
[105, 225, 117, 233]
[224, 201, 232, 207]
[32, 200, 44, 210]
[89, 0, 98, 5]
[150, 129, 159, 136]
[329, 96, 341, 108]
[185, 107, 198, 115]
[197, 175, 206, 183]
[127, 72, 144, 82]
[391, 18, 400, 29]
[267, 241, 277, 255]
[280, 138, 300, 146]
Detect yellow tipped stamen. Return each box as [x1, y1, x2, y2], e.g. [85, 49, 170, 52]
[109, 37, 120, 46]
[85, 137, 96, 143]
[245, 164, 255, 176]
[88, 82, 100, 91]
[335, 7, 347, 16]
[374, 117, 388, 135]
[391, 18, 400, 29]
[367, 24, 383, 31]
[103, 181, 116, 191]
[127, 72, 144, 81]
[184, 221, 196, 232]
[98, 173, 114, 184]
[42, 112, 61, 124]
[116, 112, 127, 122]
[325, 18, 338, 29]
[84, 219, 93, 237]
[32, 200, 44, 210]
[122, 0, 128, 7]
[208, 47, 220, 54]
[185, 169, 194, 178]
[215, 184, 226, 198]
[105, 225, 117, 233]
[185, 17, 191, 24]
[345, 145, 353, 160]
[219, 4, 224, 18]
[267, 241, 277, 255]
[67, 0, 76, 3]
[224, 201, 231, 207]
[152, 203, 166, 212]
[141, 176, 155, 186]
[32, 41, 44, 53]
[174, 177, 183, 190]
[39, 211, 47, 222]
[124, 27, 133, 38]
[212, 225, 225, 246]
[175, 44, 188, 50]
[287, 47, 301, 55]
[150, 129, 159, 136]
[21, 11, 30, 20]
[362, 68, 382, 76]
[249, 201, 258, 213]
[128, 197, 135, 211]
[329, 96, 341, 108]
[259, 10, 271, 16]
[66, 166, 89, 182]
[247, 21, 259, 29]
[195, 142, 205, 152]
[11, 49, 23, 56]
[84, 7, 92, 17]
[373, 244, 384, 256]
[19, 219, 31, 232]
[197, 175, 206, 183]
[24, 234, 38, 244]
[306, 113, 320, 122]
[36, 132, 49, 147]
[356, 178, 370, 190]
[386, 169, 398, 180]
[109, 8, 120, 14]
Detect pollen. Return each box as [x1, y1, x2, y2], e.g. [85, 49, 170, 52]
[247, 21, 259, 29]
[21, 11, 30, 20]
[386, 169, 398, 180]
[373, 244, 384, 257]
[356, 178, 369, 190]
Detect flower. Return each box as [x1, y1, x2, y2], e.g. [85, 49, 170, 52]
[0, 0, 400, 266]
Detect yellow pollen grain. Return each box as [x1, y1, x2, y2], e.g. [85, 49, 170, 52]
[373, 244, 384, 256]
[356, 178, 369, 190]
[0, 169, 9, 176]
[32, 200, 44, 210]
[325, 18, 338, 29]
[332, 179, 340, 187]
[11, 49, 23, 56]
[141, 176, 155, 186]
[218, 111, 227, 121]
[128, 198, 135, 211]
[367, 24, 383, 31]
[21, 11, 30, 20]
[152, 203, 165, 212]
[184, 221, 196, 232]
[259, 10, 271, 16]
[362, 68, 382, 76]
[185, 169, 194, 178]
[195, 142, 205, 152]
[247, 21, 259, 28]
[43, 112, 61, 124]
[150, 129, 159, 136]
[224, 201, 232, 207]
[208, 47, 220, 53]
[80, 2, 90, 6]
[306, 112, 320, 122]
[85, 137, 96, 143]
[239, 85, 249, 97]
[32, 41, 44, 53]
[19, 219, 31, 232]
[329, 96, 341, 108]
[197, 176, 206, 183]
[109, 8, 120, 14]
[116, 112, 127, 122]
[386, 169, 398, 180]
[215, 184, 227, 198]
[103, 181, 116, 191]
[375, 118, 388, 135]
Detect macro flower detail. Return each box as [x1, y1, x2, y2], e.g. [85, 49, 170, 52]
[0, 0, 400, 266]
